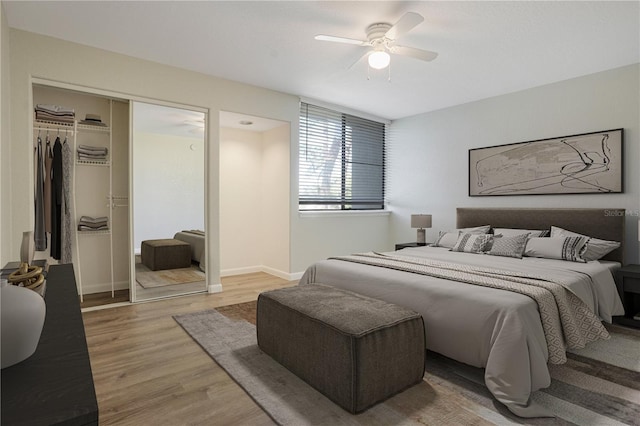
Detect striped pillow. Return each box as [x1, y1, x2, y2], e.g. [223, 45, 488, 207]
[451, 233, 493, 253]
[524, 236, 589, 262]
[486, 233, 529, 259]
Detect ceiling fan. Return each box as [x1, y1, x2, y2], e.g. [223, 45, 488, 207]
[315, 12, 438, 70]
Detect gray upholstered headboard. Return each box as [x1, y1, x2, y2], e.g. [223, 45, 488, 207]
[456, 208, 625, 264]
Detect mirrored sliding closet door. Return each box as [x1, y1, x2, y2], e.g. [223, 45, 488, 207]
[131, 102, 207, 302]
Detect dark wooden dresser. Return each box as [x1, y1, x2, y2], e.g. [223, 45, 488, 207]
[1, 263, 99, 425]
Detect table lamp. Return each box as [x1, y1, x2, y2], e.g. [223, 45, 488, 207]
[411, 214, 432, 245]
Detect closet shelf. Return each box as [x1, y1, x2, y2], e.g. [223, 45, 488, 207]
[77, 123, 110, 133]
[77, 230, 111, 236]
[34, 119, 74, 128]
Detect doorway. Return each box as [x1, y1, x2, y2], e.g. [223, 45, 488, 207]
[219, 111, 291, 280]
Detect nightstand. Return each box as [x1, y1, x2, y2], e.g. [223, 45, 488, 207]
[614, 264, 640, 329]
[395, 242, 427, 250]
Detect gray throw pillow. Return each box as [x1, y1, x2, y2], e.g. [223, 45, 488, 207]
[486, 233, 529, 259]
[451, 233, 493, 253]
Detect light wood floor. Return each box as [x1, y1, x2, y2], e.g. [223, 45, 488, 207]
[81, 289, 130, 309]
[82, 272, 296, 425]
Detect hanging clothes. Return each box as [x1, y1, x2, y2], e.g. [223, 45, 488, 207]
[50, 136, 63, 260]
[60, 136, 73, 264]
[34, 135, 46, 251]
[44, 137, 53, 233]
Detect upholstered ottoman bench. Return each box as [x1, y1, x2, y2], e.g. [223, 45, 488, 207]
[141, 239, 191, 271]
[256, 284, 425, 414]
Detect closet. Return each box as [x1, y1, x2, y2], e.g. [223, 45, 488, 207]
[33, 84, 130, 302]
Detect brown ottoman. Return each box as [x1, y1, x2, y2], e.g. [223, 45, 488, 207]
[256, 284, 425, 414]
[141, 239, 191, 271]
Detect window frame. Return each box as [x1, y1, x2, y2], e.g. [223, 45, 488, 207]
[298, 102, 386, 211]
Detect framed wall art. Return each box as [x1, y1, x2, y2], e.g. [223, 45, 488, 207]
[469, 128, 623, 196]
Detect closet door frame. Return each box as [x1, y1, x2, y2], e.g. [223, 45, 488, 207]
[30, 77, 214, 303]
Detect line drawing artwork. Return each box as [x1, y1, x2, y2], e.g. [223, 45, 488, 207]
[469, 129, 623, 196]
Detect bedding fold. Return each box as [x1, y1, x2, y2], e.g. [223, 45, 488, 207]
[330, 252, 609, 364]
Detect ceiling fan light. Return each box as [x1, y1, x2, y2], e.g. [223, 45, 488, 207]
[368, 51, 390, 69]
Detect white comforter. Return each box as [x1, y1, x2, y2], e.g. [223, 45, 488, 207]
[298, 246, 624, 417]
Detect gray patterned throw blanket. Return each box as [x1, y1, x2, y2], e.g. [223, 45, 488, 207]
[330, 252, 610, 364]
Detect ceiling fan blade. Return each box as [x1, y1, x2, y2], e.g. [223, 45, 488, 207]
[347, 50, 371, 69]
[315, 35, 369, 46]
[392, 45, 438, 62]
[385, 12, 424, 40]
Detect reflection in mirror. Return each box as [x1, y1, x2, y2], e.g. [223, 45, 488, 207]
[132, 102, 206, 301]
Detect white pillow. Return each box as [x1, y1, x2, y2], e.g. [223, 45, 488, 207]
[493, 228, 549, 238]
[451, 233, 493, 253]
[524, 236, 588, 263]
[431, 225, 491, 248]
[432, 231, 460, 249]
[550, 226, 620, 261]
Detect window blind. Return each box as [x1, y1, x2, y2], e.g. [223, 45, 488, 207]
[299, 102, 385, 210]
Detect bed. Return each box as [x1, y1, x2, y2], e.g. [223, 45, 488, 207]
[299, 208, 626, 417]
[173, 230, 206, 271]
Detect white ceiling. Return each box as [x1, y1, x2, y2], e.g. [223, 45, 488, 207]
[4, 1, 639, 121]
[220, 111, 288, 132]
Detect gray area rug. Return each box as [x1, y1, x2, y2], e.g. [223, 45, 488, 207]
[174, 307, 640, 425]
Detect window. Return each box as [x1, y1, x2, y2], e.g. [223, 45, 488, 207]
[299, 102, 386, 211]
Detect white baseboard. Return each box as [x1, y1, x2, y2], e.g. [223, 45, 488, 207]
[221, 265, 304, 282]
[208, 283, 223, 293]
[220, 265, 262, 277]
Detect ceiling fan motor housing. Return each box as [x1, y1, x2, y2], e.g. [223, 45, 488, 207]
[366, 23, 392, 44]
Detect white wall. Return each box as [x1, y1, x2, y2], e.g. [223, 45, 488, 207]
[0, 2, 10, 265]
[388, 64, 640, 262]
[132, 131, 204, 252]
[220, 124, 291, 278]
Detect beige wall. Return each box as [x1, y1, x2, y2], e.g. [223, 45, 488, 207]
[0, 3, 11, 265]
[220, 124, 290, 278]
[7, 29, 299, 287]
[260, 124, 290, 277]
[6, 29, 394, 282]
[220, 127, 263, 274]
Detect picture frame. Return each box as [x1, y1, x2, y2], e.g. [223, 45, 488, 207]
[468, 128, 623, 196]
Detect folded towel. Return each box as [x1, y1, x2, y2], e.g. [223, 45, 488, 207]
[78, 224, 109, 231]
[79, 216, 108, 224]
[78, 145, 108, 154]
[35, 104, 75, 115]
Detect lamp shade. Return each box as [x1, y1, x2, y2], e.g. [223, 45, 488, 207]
[411, 214, 432, 229]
